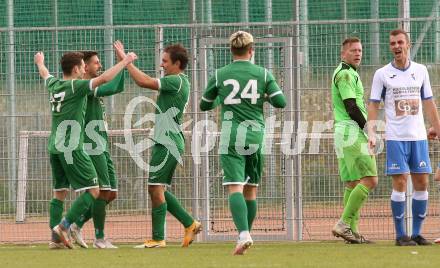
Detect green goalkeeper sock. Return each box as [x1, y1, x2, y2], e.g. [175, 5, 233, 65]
[65, 192, 95, 224]
[245, 199, 257, 231]
[49, 198, 64, 229]
[152, 202, 167, 241]
[229, 192, 249, 233]
[351, 211, 360, 233]
[92, 198, 107, 239]
[165, 191, 194, 228]
[343, 187, 353, 207]
[342, 187, 359, 233]
[75, 206, 92, 228]
[341, 184, 369, 226]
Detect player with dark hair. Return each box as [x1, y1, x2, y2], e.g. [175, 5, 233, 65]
[34, 49, 136, 249]
[68, 50, 125, 249]
[368, 29, 440, 246]
[114, 41, 202, 248]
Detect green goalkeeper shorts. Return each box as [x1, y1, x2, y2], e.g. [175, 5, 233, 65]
[334, 125, 377, 182]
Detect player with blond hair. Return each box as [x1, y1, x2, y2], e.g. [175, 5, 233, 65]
[200, 31, 286, 254]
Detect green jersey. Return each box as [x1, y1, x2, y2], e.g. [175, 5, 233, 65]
[46, 76, 92, 154]
[200, 60, 284, 145]
[84, 72, 124, 152]
[331, 62, 367, 126]
[153, 73, 190, 151]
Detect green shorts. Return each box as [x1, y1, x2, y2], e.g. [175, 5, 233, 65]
[221, 146, 264, 186]
[148, 144, 183, 187]
[334, 125, 377, 182]
[90, 151, 118, 191]
[50, 150, 98, 192]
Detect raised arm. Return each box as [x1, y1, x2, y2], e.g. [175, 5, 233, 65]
[94, 71, 125, 97]
[114, 40, 159, 90]
[34, 52, 50, 80]
[91, 52, 137, 89]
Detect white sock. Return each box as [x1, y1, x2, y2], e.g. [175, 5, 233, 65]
[391, 190, 406, 202]
[239, 231, 251, 241]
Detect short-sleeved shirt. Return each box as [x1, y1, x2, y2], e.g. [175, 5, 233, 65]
[84, 72, 124, 153]
[201, 60, 283, 147]
[369, 61, 432, 141]
[331, 61, 367, 130]
[46, 76, 93, 154]
[153, 73, 190, 151]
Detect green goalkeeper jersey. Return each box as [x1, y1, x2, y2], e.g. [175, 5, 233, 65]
[331, 61, 367, 127]
[84, 72, 124, 153]
[46, 76, 92, 154]
[153, 73, 190, 151]
[200, 60, 285, 146]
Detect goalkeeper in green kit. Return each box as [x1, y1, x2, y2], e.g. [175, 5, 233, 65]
[331, 37, 378, 244]
[200, 31, 286, 255]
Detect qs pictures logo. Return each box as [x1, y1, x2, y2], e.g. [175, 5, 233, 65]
[115, 96, 184, 172]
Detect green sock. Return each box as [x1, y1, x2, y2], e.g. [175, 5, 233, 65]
[75, 207, 92, 228]
[229, 192, 249, 233]
[351, 211, 360, 233]
[152, 202, 167, 241]
[343, 187, 353, 207]
[341, 184, 369, 226]
[49, 198, 64, 229]
[165, 191, 194, 228]
[342, 187, 359, 232]
[65, 192, 95, 224]
[93, 198, 107, 239]
[245, 199, 257, 231]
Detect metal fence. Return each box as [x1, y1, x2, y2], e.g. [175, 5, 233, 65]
[2, 0, 440, 244]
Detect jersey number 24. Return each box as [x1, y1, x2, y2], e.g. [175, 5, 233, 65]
[224, 79, 260, 105]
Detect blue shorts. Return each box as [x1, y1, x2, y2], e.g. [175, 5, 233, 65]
[386, 140, 431, 175]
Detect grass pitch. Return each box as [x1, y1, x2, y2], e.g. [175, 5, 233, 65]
[1, 241, 439, 268]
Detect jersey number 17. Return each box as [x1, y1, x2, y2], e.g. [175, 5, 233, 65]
[50, 92, 66, 112]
